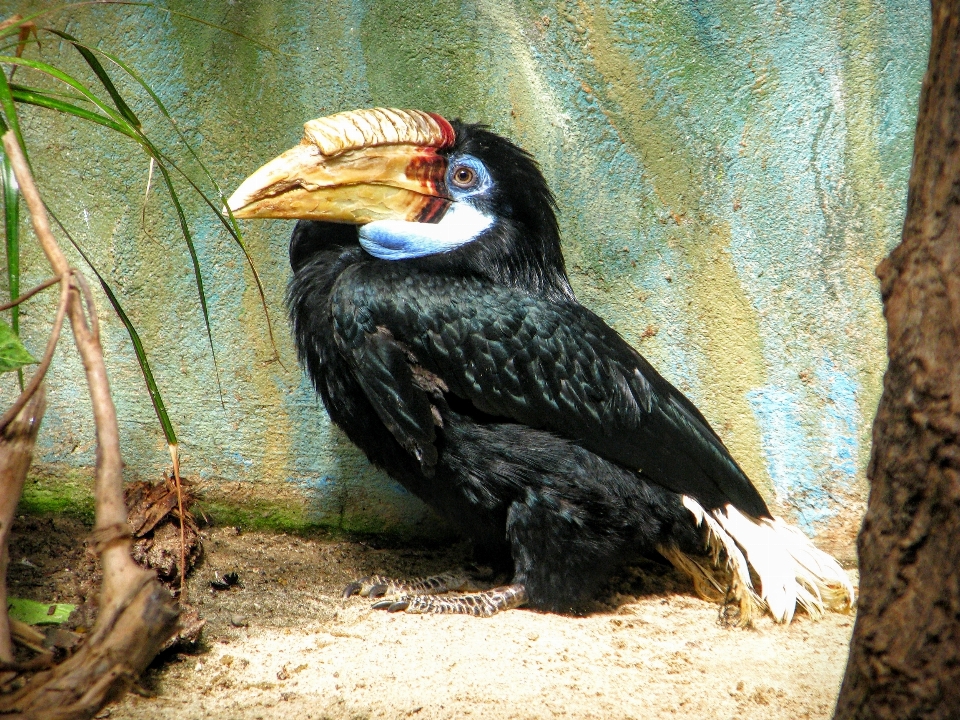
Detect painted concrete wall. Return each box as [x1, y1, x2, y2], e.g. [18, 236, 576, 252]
[3, 1, 929, 541]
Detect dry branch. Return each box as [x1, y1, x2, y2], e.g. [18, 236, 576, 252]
[0, 131, 179, 718]
[0, 276, 60, 313]
[0, 274, 71, 434]
[0, 389, 46, 665]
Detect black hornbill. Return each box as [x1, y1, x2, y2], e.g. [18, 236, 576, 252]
[228, 108, 854, 623]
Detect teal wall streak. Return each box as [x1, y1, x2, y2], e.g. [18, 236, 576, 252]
[1, 1, 929, 540]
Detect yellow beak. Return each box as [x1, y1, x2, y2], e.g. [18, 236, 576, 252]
[227, 108, 455, 224]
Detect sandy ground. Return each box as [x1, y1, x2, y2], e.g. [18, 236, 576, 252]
[9, 519, 855, 720]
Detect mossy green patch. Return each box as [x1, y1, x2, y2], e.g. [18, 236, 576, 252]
[18, 469, 96, 522]
[17, 467, 449, 544]
[196, 496, 452, 543]
[195, 496, 311, 534]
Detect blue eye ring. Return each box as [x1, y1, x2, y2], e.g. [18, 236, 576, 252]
[445, 155, 490, 197]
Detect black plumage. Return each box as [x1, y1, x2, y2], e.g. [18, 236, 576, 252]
[289, 223, 710, 611]
[285, 123, 767, 613]
[229, 109, 852, 622]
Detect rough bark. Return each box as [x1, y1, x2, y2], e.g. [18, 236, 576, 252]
[833, 2, 960, 718]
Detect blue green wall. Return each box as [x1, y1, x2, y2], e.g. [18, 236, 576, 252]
[3, 1, 929, 539]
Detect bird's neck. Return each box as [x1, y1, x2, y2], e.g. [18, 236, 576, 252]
[483, 221, 575, 302]
[405, 220, 575, 302]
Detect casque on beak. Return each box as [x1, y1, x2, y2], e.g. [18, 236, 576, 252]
[227, 108, 455, 224]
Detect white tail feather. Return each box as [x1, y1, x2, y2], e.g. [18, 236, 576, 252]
[680, 496, 855, 624]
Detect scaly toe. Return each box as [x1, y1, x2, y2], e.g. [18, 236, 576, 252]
[342, 571, 474, 602]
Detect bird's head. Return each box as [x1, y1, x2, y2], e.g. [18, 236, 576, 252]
[228, 108, 573, 299]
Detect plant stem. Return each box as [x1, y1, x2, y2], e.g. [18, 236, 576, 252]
[0, 130, 177, 718]
[0, 274, 58, 311]
[2, 128, 142, 611]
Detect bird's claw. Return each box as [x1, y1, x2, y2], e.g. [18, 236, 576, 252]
[372, 598, 410, 612]
[345, 574, 526, 616]
[341, 575, 400, 600]
[343, 571, 511, 614]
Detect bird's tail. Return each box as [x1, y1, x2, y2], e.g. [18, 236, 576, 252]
[659, 496, 856, 626]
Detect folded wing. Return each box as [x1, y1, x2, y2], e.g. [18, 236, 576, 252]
[332, 265, 771, 519]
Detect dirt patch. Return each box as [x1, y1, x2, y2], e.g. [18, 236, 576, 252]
[6, 515, 88, 609]
[7, 517, 855, 720]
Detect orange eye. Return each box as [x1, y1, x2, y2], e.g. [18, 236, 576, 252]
[451, 165, 476, 188]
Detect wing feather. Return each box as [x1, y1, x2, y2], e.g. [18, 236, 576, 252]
[332, 265, 770, 517]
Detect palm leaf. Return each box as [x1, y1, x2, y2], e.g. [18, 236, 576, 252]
[5, 38, 229, 400]
[10, 85, 132, 135]
[51, 211, 178, 446]
[45, 29, 141, 129]
[43, 33, 281, 361]
[1, 65, 23, 388]
[152, 159, 225, 404]
[1, 3, 287, 444]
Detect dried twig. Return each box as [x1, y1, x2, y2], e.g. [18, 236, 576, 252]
[0, 390, 46, 665]
[170, 447, 187, 600]
[0, 273, 71, 434]
[0, 276, 60, 312]
[0, 130, 179, 718]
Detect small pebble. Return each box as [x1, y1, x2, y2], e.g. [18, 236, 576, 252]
[231, 614, 249, 627]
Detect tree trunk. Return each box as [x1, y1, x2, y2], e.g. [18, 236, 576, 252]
[833, 2, 960, 718]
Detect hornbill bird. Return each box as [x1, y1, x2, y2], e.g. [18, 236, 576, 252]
[228, 108, 854, 624]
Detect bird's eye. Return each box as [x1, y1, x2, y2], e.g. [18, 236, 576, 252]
[451, 165, 477, 188]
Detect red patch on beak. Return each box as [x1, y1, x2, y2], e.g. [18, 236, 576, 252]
[417, 196, 450, 223]
[403, 115, 455, 223]
[405, 150, 448, 196]
[426, 113, 456, 149]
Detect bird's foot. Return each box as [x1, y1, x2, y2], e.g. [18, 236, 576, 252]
[342, 571, 472, 600]
[371, 583, 527, 617]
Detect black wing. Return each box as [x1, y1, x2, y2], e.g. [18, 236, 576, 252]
[332, 264, 770, 518]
